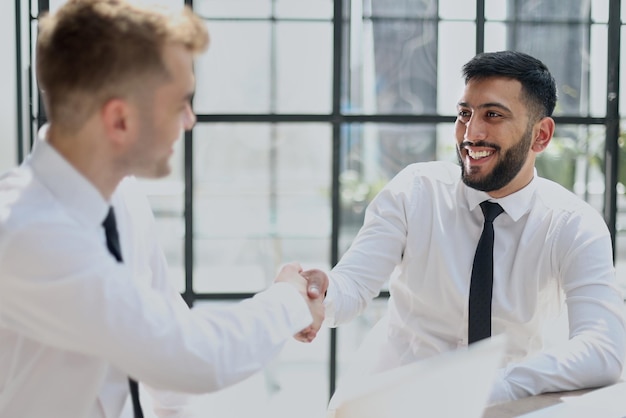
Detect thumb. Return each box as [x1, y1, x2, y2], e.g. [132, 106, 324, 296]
[302, 269, 329, 299]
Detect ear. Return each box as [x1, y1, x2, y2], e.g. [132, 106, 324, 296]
[100, 98, 134, 147]
[531, 117, 555, 153]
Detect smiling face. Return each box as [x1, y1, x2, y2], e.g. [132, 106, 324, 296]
[455, 76, 548, 198]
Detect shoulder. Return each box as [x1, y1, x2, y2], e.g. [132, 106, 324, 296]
[0, 165, 62, 235]
[399, 160, 460, 182]
[0, 168, 100, 274]
[534, 177, 609, 233]
[534, 177, 596, 213]
[389, 161, 460, 191]
[369, 161, 459, 214]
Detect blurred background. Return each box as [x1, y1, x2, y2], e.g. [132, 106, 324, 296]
[2, 0, 626, 416]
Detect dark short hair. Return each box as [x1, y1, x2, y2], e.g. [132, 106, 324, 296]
[462, 51, 557, 119]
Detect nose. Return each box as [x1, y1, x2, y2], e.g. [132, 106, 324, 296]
[463, 115, 487, 142]
[183, 103, 196, 131]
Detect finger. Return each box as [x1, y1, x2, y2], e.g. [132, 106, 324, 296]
[304, 329, 317, 342]
[291, 261, 303, 273]
[294, 329, 312, 343]
[303, 269, 329, 299]
[307, 283, 321, 298]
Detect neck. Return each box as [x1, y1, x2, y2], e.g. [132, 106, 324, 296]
[47, 123, 126, 201]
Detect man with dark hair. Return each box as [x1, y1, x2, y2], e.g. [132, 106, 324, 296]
[311, 50, 626, 404]
[0, 1, 326, 417]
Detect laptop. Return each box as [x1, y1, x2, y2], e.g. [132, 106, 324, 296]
[326, 335, 506, 418]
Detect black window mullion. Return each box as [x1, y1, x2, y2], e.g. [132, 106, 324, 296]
[476, 0, 485, 54]
[15, 0, 24, 163]
[605, 0, 621, 258]
[328, 0, 344, 401]
[184, 0, 195, 308]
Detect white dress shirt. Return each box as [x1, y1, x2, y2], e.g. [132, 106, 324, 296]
[0, 129, 313, 418]
[326, 160, 626, 403]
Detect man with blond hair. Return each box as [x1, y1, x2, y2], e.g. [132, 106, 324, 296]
[0, 1, 326, 417]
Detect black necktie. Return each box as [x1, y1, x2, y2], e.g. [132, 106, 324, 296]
[102, 207, 144, 418]
[468, 201, 504, 344]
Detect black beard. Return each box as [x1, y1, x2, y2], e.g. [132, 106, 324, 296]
[457, 126, 532, 192]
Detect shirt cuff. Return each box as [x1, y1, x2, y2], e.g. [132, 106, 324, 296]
[487, 368, 515, 405]
[321, 279, 339, 327]
[255, 282, 313, 335]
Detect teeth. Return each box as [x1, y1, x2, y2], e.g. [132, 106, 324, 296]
[468, 149, 493, 159]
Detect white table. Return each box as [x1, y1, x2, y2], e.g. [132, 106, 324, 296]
[483, 380, 626, 417]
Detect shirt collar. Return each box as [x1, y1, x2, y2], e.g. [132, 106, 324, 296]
[27, 124, 110, 227]
[464, 172, 538, 222]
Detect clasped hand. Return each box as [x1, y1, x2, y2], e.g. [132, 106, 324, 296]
[274, 263, 328, 343]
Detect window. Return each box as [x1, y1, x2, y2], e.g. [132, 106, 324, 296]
[13, 1, 625, 416]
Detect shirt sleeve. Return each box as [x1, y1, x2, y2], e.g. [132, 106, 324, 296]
[111, 178, 314, 413]
[492, 208, 626, 403]
[325, 168, 412, 326]
[0, 223, 313, 394]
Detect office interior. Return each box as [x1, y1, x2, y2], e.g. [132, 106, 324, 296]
[2, 0, 626, 416]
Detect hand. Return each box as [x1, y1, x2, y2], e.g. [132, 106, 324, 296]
[274, 263, 327, 343]
[301, 268, 329, 299]
[294, 268, 329, 343]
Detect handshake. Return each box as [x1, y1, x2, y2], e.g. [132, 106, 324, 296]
[274, 262, 329, 343]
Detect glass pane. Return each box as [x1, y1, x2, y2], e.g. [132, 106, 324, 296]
[485, 0, 508, 20]
[275, 123, 332, 270]
[591, 0, 609, 23]
[0, 107, 16, 171]
[194, 0, 271, 18]
[616, 121, 626, 296]
[138, 138, 186, 293]
[590, 24, 608, 117]
[536, 124, 605, 211]
[437, 21, 476, 114]
[187, 301, 330, 418]
[130, 0, 185, 9]
[484, 22, 508, 52]
[339, 123, 438, 254]
[491, 22, 591, 117]
[620, 26, 626, 118]
[139, 178, 186, 293]
[343, 18, 438, 114]
[275, 0, 333, 19]
[439, 0, 476, 20]
[336, 298, 388, 382]
[276, 22, 333, 113]
[194, 21, 332, 114]
[509, 0, 590, 21]
[46, 0, 67, 13]
[366, 0, 438, 18]
[194, 22, 270, 114]
[2, 0, 20, 169]
[193, 123, 331, 293]
[436, 123, 458, 163]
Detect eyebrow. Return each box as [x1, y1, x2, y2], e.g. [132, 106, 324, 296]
[457, 101, 512, 114]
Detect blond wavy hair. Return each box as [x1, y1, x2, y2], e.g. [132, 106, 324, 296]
[36, 0, 209, 133]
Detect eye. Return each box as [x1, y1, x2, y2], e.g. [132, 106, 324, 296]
[486, 111, 502, 118]
[457, 109, 471, 122]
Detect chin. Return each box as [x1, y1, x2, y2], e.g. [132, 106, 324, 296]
[135, 165, 172, 179]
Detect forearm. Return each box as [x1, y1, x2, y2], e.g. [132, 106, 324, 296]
[490, 293, 626, 404]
